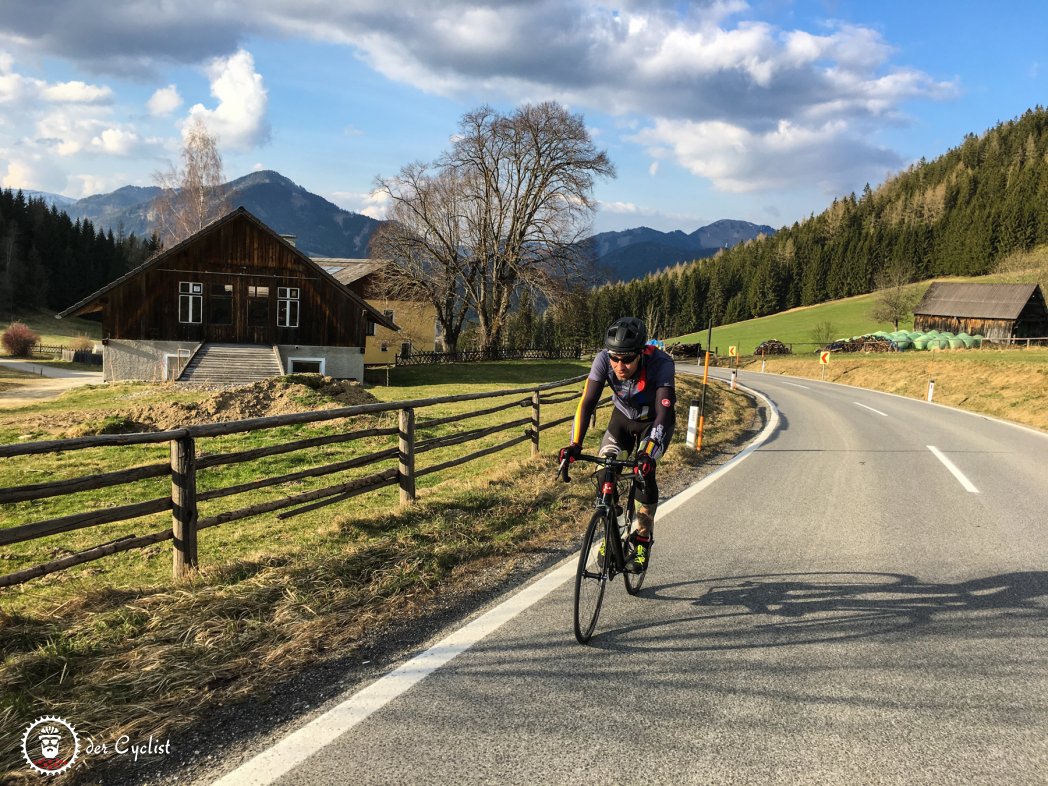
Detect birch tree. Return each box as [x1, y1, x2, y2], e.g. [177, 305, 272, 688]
[152, 119, 229, 247]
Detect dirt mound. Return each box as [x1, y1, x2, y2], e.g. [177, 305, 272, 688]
[80, 376, 379, 435]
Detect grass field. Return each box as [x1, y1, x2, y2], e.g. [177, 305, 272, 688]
[739, 348, 1048, 432]
[1, 307, 101, 347]
[0, 361, 753, 780]
[668, 270, 1045, 356]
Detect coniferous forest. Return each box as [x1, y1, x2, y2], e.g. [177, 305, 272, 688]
[568, 107, 1048, 344]
[0, 189, 158, 320]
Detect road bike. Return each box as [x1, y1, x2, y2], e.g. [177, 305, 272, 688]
[558, 452, 648, 644]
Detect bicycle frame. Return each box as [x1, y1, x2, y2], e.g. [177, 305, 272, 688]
[561, 453, 642, 577]
[561, 451, 648, 643]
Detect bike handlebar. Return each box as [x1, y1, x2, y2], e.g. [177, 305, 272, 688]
[557, 453, 640, 483]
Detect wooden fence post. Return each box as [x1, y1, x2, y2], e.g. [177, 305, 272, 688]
[171, 435, 198, 577]
[399, 408, 416, 504]
[531, 390, 541, 458]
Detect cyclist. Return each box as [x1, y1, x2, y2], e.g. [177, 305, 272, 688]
[560, 316, 676, 572]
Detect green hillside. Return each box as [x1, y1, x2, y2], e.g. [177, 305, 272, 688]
[580, 107, 1048, 347]
[668, 267, 1043, 357]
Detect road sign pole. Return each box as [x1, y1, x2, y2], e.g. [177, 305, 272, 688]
[697, 348, 711, 450]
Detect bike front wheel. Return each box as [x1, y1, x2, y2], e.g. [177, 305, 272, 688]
[574, 510, 610, 644]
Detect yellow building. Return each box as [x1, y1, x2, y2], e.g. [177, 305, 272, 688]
[313, 258, 440, 363]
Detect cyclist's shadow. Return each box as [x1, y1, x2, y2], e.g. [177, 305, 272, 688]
[587, 570, 1048, 651]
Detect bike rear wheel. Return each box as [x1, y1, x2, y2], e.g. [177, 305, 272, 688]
[622, 498, 647, 595]
[574, 509, 610, 644]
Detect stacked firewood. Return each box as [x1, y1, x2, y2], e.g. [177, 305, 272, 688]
[754, 339, 791, 355]
[665, 342, 703, 358]
[826, 335, 898, 353]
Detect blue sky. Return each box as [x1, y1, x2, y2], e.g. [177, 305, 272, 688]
[0, 1, 1045, 234]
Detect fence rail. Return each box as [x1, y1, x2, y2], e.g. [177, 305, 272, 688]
[395, 347, 584, 365]
[32, 343, 65, 358]
[0, 374, 592, 587]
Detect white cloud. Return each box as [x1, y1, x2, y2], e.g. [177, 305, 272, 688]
[147, 84, 182, 116]
[631, 117, 901, 195]
[601, 201, 640, 215]
[331, 188, 389, 219]
[91, 127, 139, 154]
[1, 159, 36, 189]
[648, 161, 659, 177]
[245, 2, 951, 193]
[0, 63, 112, 106]
[185, 49, 269, 151]
[42, 80, 112, 103]
[0, 3, 958, 202]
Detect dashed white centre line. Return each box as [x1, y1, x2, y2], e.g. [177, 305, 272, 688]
[780, 381, 810, 389]
[854, 402, 888, 417]
[927, 445, 979, 493]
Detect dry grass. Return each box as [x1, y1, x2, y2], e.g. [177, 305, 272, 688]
[740, 348, 1048, 432]
[0, 374, 749, 782]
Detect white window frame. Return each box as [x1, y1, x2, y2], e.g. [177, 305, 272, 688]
[277, 286, 300, 328]
[179, 281, 202, 324]
[288, 357, 325, 375]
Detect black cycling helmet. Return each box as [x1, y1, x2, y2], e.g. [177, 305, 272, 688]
[604, 316, 647, 353]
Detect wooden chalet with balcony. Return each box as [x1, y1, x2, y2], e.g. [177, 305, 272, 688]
[57, 207, 398, 383]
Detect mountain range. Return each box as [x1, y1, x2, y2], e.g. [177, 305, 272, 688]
[23, 171, 774, 282]
[586, 220, 775, 281]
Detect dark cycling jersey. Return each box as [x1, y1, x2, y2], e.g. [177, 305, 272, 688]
[569, 345, 676, 459]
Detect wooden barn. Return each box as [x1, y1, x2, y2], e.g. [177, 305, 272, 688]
[913, 282, 1048, 342]
[58, 207, 398, 382]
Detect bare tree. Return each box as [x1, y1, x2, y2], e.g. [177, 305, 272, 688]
[371, 102, 615, 352]
[369, 165, 477, 353]
[152, 119, 229, 247]
[810, 320, 837, 347]
[871, 261, 921, 330]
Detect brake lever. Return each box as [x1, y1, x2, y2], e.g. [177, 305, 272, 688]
[558, 457, 571, 483]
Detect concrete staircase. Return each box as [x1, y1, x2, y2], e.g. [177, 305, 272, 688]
[177, 343, 283, 385]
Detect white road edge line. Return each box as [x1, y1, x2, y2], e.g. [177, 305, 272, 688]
[927, 445, 979, 493]
[213, 383, 781, 786]
[854, 402, 888, 417]
[211, 559, 578, 786]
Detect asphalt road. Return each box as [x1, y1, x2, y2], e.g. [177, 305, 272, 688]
[0, 358, 102, 406]
[210, 368, 1048, 785]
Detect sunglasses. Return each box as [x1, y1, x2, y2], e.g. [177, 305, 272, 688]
[608, 353, 638, 365]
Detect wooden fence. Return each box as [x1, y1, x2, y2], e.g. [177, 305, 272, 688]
[395, 347, 584, 365]
[32, 344, 65, 358]
[0, 374, 599, 587]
